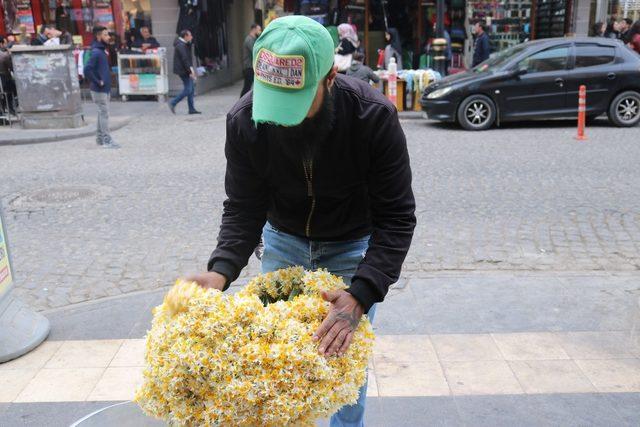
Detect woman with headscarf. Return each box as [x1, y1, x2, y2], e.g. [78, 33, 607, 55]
[384, 28, 403, 70]
[335, 23, 359, 72]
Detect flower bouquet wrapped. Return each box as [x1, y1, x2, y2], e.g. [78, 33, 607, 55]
[135, 267, 375, 426]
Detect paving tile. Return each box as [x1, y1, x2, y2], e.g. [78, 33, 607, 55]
[366, 371, 379, 397]
[0, 341, 63, 371]
[87, 367, 144, 401]
[110, 339, 146, 367]
[373, 335, 438, 364]
[0, 401, 122, 427]
[575, 359, 640, 392]
[15, 368, 105, 402]
[442, 360, 523, 395]
[46, 292, 159, 341]
[508, 360, 596, 394]
[375, 361, 450, 397]
[45, 340, 124, 369]
[0, 370, 38, 402]
[601, 392, 640, 426]
[453, 394, 537, 427]
[431, 334, 503, 362]
[377, 396, 464, 427]
[527, 393, 628, 426]
[491, 332, 570, 360]
[559, 331, 639, 359]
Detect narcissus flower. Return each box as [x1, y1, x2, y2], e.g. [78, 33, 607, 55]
[135, 267, 374, 426]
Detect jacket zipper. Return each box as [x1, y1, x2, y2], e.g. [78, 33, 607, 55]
[303, 159, 315, 238]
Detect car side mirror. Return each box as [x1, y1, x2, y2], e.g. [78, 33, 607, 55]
[512, 67, 528, 77]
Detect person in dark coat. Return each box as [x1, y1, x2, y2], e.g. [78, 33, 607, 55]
[0, 36, 16, 115]
[591, 21, 606, 37]
[472, 22, 490, 67]
[132, 26, 160, 50]
[84, 26, 119, 148]
[346, 51, 380, 84]
[169, 30, 200, 114]
[31, 25, 53, 46]
[240, 23, 262, 98]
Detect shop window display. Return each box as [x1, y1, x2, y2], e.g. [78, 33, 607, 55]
[46, 0, 116, 46]
[469, 0, 532, 52]
[176, 0, 229, 72]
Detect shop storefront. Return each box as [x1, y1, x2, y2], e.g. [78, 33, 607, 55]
[1, 0, 256, 94]
[255, 0, 537, 71]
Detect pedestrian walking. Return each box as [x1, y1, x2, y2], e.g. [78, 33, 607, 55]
[169, 30, 200, 115]
[240, 23, 262, 98]
[84, 26, 119, 148]
[472, 22, 490, 67]
[185, 15, 415, 427]
[346, 51, 380, 84]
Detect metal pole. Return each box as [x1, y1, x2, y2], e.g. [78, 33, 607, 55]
[365, 0, 370, 65]
[433, 0, 446, 76]
[436, 0, 445, 38]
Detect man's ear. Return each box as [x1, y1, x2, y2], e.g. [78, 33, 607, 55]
[326, 65, 338, 89]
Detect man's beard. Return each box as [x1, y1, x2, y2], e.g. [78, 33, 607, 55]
[263, 85, 336, 157]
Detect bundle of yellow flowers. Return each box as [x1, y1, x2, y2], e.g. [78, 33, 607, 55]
[135, 267, 375, 426]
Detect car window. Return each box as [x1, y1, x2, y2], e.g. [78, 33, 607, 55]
[474, 43, 529, 72]
[574, 44, 615, 68]
[518, 46, 569, 73]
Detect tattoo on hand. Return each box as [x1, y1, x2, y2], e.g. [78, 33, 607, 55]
[335, 306, 360, 331]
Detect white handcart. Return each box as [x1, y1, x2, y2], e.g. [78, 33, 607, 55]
[117, 48, 169, 102]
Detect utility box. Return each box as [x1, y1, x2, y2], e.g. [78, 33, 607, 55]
[10, 45, 83, 129]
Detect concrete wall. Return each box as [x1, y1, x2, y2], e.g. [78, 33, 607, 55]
[573, 0, 594, 36]
[150, 0, 255, 95]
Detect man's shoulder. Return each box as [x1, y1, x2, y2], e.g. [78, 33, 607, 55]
[227, 94, 254, 127]
[334, 74, 394, 115]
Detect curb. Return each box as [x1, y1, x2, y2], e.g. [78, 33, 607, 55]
[398, 111, 425, 120]
[0, 116, 134, 146]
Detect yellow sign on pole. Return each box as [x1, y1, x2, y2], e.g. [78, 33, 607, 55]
[0, 207, 13, 298]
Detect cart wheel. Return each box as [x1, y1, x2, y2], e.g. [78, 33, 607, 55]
[157, 95, 166, 103]
[121, 95, 128, 102]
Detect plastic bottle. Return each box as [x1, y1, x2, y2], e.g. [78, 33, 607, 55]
[387, 57, 397, 106]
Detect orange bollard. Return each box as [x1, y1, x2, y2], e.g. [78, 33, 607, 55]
[576, 85, 587, 141]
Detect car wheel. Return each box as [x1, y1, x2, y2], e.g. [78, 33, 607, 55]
[457, 95, 496, 131]
[608, 91, 640, 127]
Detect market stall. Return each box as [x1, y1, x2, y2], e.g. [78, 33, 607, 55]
[117, 47, 168, 101]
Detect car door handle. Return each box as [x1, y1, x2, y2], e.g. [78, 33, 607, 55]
[555, 78, 564, 87]
[607, 72, 616, 80]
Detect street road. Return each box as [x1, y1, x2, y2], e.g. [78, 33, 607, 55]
[2, 84, 640, 310]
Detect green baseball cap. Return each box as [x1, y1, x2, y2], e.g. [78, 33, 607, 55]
[252, 15, 335, 126]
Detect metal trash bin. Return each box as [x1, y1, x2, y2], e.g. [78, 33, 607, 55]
[10, 45, 83, 129]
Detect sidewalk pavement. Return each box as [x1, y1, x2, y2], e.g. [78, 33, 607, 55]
[0, 98, 164, 146]
[0, 272, 639, 426]
[0, 82, 424, 146]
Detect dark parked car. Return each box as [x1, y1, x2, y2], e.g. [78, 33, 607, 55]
[421, 37, 640, 130]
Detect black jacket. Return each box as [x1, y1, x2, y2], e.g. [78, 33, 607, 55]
[173, 38, 193, 77]
[472, 32, 491, 67]
[208, 74, 416, 313]
[133, 36, 160, 49]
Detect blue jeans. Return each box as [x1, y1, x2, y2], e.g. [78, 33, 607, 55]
[261, 222, 375, 427]
[170, 75, 195, 112]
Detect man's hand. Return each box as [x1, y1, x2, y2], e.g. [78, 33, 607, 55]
[313, 290, 364, 357]
[184, 271, 227, 291]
